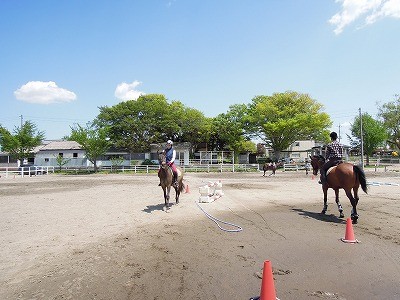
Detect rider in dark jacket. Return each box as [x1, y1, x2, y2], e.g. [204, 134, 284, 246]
[319, 132, 343, 185]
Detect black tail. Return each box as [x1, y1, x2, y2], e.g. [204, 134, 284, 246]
[353, 165, 368, 194]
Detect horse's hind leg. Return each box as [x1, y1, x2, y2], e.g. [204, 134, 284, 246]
[175, 186, 180, 204]
[345, 189, 358, 224]
[334, 189, 344, 218]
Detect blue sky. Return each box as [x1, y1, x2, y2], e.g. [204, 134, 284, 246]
[1, 0, 399, 145]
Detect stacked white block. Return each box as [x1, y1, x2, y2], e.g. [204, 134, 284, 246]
[198, 180, 224, 203]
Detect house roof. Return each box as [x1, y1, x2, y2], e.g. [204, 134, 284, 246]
[38, 141, 82, 151]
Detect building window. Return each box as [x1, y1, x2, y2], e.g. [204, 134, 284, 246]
[58, 153, 63, 158]
[73, 153, 78, 158]
[45, 158, 49, 162]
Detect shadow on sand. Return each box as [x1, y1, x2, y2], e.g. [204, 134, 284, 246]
[143, 203, 166, 213]
[292, 208, 346, 224]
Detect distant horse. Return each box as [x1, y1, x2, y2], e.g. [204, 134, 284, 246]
[262, 162, 277, 176]
[158, 151, 185, 211]
[310, 155, 368, 224]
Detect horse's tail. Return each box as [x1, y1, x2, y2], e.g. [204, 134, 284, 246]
[179, 182, 185, 193]
[353, 165, 368, 194]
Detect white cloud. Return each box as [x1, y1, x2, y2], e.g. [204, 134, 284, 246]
[114, 80, 145, 101]
[329, 0, 400, 35]
[14, 81, 77, 104]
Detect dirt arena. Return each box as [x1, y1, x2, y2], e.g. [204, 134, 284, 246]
[0, 169, 399, 300]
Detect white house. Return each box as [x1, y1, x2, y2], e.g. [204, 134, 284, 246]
[34, 141, 87, 167]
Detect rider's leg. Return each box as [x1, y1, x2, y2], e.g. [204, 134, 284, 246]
[170, 163, 179, 187]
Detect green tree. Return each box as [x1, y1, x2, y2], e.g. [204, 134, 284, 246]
[349, 113, 388, 165]
[209, 104, 256, 161]
[0, 121, 45, 164]
[110, 156, 124, 172]
[69, 122, 111, 172]
[96, 94, 209, 152]
[247, 91, 331, 160]
[55, 154, 71, 171]
[175, 105, 211, 153]
[378, 95, 400, 151]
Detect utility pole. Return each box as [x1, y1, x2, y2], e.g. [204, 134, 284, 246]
[20, 115, 23, 127]
[338, 124, 341, 143]
[359, 108, 364, 169]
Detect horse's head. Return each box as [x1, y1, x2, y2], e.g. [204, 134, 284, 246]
[158, 151, 167, 169]
[310, 155, 325, 175]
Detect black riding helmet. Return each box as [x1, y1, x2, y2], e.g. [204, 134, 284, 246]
[330, 132, 338, 140]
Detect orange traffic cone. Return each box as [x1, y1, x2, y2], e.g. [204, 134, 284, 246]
[259, 260, 277, 300]
[341, 218, 359, 243]
[185, 184, 190, 193]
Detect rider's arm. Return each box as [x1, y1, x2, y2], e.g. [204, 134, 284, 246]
[170, 149, 176, 163]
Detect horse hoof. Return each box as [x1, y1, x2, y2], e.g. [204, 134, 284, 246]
[321, 210, 326, 215]
[339, 212, 345, 218]
[351, 215, 358, 224]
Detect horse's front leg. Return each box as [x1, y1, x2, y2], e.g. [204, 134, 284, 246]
[163, 186, 171, 211]
[321, 187, 328, 214]
[334, 189, 344, 218]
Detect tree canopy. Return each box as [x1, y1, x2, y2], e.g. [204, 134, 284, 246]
[69, 122, 111, 172]
[247, 91, 331, 159]
[95, 94, 209, 152]
[378, 95, 400, 150]
[349, 112, 388, 165]
[0, 121, 44, 164]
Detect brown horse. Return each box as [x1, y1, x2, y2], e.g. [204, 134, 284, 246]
[158, 151, 185, 211]
[310, 155, 368, 224]
[262, 162, 277, 176]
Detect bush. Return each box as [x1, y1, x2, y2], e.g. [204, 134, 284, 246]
[141, 159, 158, 165]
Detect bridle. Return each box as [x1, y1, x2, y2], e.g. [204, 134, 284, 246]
[311, 155, 325, 175]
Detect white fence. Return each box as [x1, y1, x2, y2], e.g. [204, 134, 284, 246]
[0, 166, 55, 178]
[72, 163, 260, 173]
[283, 163, 310, 172]
[0, 164, 260, 177]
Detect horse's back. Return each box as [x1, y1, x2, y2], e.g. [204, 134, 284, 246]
[331, 162, 358, 188]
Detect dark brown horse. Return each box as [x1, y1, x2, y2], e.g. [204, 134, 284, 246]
[158, 152, 185, 211]
[310, 155, 367, 224]
[262, 162, 277, 176]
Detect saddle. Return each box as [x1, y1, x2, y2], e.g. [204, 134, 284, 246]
[167, 165, 181, 177]
[326, 160, 343, 176]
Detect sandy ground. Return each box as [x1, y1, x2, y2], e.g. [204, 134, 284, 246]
[0, 169, 399, 300]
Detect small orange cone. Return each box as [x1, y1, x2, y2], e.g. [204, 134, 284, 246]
[259, 260, 277, 300]
[341, 218, 359, 243]
[185, 184, 190, 193]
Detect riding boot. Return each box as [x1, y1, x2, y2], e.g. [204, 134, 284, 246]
[173, 172, 178, 188]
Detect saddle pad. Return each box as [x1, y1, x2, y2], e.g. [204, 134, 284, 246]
[326, 166, 336, 176]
